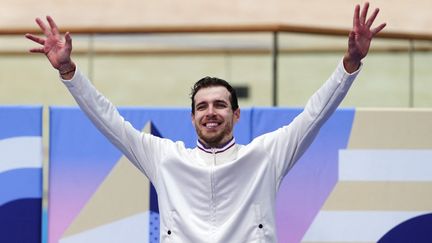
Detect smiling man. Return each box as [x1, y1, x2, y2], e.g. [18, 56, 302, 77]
[26, 2, 385, 242]
[191, 77, 240, 148]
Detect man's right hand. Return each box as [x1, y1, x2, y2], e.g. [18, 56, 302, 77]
[25, 16, 76, 79]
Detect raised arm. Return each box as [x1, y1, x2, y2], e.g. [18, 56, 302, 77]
[25, 16, 76, 79]
[25, 16, 163, 183]
[268, 3, 386, 181]
[343, 2, 386, 73]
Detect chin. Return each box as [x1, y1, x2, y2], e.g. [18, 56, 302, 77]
[202, 135, 223, 145]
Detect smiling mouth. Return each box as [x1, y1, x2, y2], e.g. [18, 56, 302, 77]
[204, 122, 220, 129]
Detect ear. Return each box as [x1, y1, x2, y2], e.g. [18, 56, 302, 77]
[233, 108, 240, 124]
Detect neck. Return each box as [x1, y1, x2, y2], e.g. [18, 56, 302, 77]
[197, 137, 235, 153]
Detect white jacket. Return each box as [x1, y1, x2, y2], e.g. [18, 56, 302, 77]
[63, 60, 360, 242]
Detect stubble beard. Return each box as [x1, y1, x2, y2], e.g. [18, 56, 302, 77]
[196, 121, 233, 148]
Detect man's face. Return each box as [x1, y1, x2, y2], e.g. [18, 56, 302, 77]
[192, 86, 240, 147]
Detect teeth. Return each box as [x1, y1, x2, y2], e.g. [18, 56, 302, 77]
[206, 122, 218, 128]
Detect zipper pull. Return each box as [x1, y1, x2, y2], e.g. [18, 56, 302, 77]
[211, 148, 216, 166]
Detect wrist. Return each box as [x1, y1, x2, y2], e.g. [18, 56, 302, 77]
[60, 69, 75, 75]
[343, 53, 361, 74]
[58, 62, 76, 79]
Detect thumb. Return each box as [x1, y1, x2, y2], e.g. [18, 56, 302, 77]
[64, 32, 73, 51]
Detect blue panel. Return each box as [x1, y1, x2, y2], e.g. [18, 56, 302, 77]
[0, 106, 42, 140]
[0, 198, 42, 243]
[0, 106, 43, 243]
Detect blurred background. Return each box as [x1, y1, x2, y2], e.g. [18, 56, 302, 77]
[1, 0, 431, 242]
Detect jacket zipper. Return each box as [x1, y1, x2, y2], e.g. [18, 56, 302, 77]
[210, 148, 216, 239]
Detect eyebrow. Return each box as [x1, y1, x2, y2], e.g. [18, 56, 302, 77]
[214, 100, 228, 105]
[195, 99, 228, 107]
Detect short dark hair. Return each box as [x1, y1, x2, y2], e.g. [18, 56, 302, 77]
[190, 76, 239, 114]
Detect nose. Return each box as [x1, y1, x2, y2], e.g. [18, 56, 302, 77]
[206, 105, 216, 116]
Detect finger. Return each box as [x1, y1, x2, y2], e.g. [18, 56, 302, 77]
[46, 16, 60, 36]
[29, 47, 45, 53]
[353, 4, 360, 27]
[25, 33, 45, 45]
[365, 8, 380, 28]
[35, 17, 50, 36]
[360, 2, 369, 25]
[64, 32, 73, 50]
[371, 23, 387, 36]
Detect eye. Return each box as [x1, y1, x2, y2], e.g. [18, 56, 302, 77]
[196, 103, 207, 111]
[215, 101, 228, 108]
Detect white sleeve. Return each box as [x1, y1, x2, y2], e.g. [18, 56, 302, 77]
[62, 68, 167, 185]
[262, 60, 361, 185]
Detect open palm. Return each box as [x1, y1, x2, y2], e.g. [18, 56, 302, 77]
[347, 2, 386, 61]
[25, 16, 73, 71]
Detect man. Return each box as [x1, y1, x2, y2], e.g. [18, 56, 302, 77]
[26, 2, 385, 242]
